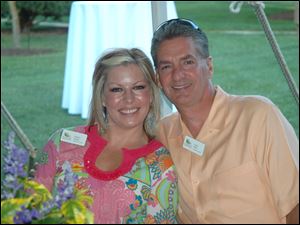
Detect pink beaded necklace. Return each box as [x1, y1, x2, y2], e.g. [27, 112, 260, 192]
[83, 125, 162, 181]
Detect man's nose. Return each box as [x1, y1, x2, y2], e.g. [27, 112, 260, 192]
[172, 65, 185, 81]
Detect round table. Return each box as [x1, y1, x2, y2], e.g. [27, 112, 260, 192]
[62, 1, 177, 119]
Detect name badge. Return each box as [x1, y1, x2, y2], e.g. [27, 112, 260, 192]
[183, 136, 205, 156]
[61, 129, 87, 146]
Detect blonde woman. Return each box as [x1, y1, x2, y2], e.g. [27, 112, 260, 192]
[36, 48, 178, 224]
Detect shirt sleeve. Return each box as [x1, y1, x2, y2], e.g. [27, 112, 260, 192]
[156, 121, 169, 147]
[255, 103, 299, 218]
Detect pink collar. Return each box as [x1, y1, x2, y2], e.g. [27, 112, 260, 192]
[83, 125, 163, 181]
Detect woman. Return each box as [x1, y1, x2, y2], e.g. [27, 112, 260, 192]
[35, 48, 178, 224]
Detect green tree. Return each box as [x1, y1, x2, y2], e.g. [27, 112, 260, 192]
[1, 1, 72, 32]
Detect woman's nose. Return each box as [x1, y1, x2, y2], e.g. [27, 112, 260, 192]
[123, 90, 134, 103]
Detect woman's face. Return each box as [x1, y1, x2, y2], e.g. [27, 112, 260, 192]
[103, 64, 152, 131]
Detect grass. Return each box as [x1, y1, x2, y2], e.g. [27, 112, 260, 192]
[210, 32, 299, 133]
[1, 2, 299, 170]
[176, 1, 297, 31]
[1, 32, 86, 168]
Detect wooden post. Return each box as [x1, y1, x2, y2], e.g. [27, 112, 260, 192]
[1, 101, 37, 176]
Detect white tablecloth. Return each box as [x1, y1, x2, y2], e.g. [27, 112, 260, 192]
[62, 1, 177, 119]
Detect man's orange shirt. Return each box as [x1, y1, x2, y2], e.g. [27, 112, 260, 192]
[157, 86, 299, 223]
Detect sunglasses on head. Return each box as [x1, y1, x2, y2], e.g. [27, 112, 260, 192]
[154, 18, 200, 33]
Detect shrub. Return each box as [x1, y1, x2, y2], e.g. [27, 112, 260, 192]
[1, 1, 72, 31]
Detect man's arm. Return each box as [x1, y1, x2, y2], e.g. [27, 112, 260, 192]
[286, 204, 299, 224]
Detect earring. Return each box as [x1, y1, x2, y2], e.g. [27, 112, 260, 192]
[102, 106, 108, 123]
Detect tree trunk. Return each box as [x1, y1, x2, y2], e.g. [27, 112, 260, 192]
[8, 1, 21, 48]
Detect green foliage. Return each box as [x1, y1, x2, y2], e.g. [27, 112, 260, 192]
[1, 132, 94, 224]
[1, 179, 94, 224]
[1, 1, 9, 17]
[1, 1, 72, 31]
[1, 198, 32, 224]
[24, 180, 53, 204]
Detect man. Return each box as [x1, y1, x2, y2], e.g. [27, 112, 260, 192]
[151, 18, 299, 223]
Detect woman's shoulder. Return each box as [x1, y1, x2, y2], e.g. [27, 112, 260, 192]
[44, 125, 89, 152]
[48, 125, 88, 140]
[39, 125, 90, 164]
[146, 139, 175, 171]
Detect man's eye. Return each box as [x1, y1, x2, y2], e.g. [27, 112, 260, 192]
[160, 65, 171, 71]
[110, 87, 122, 92]
[184, 59, 194, 65]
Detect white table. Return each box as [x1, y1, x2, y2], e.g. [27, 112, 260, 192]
[62, 1, 177, 119]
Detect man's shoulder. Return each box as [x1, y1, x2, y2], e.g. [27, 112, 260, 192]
[217, 86, 277, 116]
[160, 112, 180, 126]
[229, 93, 275, 113]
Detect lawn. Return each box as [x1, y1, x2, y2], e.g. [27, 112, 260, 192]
[1, 1, 299, 171]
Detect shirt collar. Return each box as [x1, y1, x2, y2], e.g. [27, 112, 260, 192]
[168, 85, 230, 138]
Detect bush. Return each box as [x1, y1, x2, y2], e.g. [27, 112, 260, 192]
[1, 1, 73, 31]
[1, 132, 94, 224]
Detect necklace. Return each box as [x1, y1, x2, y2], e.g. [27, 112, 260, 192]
[83, 125, 162, 180]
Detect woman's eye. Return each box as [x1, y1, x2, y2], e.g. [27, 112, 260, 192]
[110, 87, 122, 92]
[133, 85, 145, 90]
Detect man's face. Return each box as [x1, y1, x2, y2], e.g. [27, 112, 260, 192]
[156, 37, 213, 108]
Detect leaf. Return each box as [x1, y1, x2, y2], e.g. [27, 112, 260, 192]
[61, 199, 86, 224]
[1, 197, 32, 224]
[83, 210, 94, 224]
[32, 211, 64, 224]
[24, 179, 52, 205]
[73, 189, 93, 206]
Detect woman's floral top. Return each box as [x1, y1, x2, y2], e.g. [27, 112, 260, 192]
[35, 125, 178, 224]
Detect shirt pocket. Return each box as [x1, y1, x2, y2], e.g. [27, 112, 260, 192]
[213, 161, 269, 218]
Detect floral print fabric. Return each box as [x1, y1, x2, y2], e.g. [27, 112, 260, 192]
[35, 126, 178, 224]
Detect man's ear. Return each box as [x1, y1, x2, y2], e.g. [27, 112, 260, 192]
[155, 71, 162, 88]
[206, 56, 213, 78]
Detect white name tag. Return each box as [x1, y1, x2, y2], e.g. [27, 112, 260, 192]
[61, 129, 87, 146]
[183, 136, 205, 156]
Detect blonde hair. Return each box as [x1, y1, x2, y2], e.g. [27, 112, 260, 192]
[88, 48, 160, 138]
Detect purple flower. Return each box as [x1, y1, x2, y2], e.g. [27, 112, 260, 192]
[13, 206, 41, 224]
[37, 161, 79, 217]
[1, 131, 29, 200]
[2, 132, 29, 177]
[53, 161, 78, 207]
[1, 132, 86, 223]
